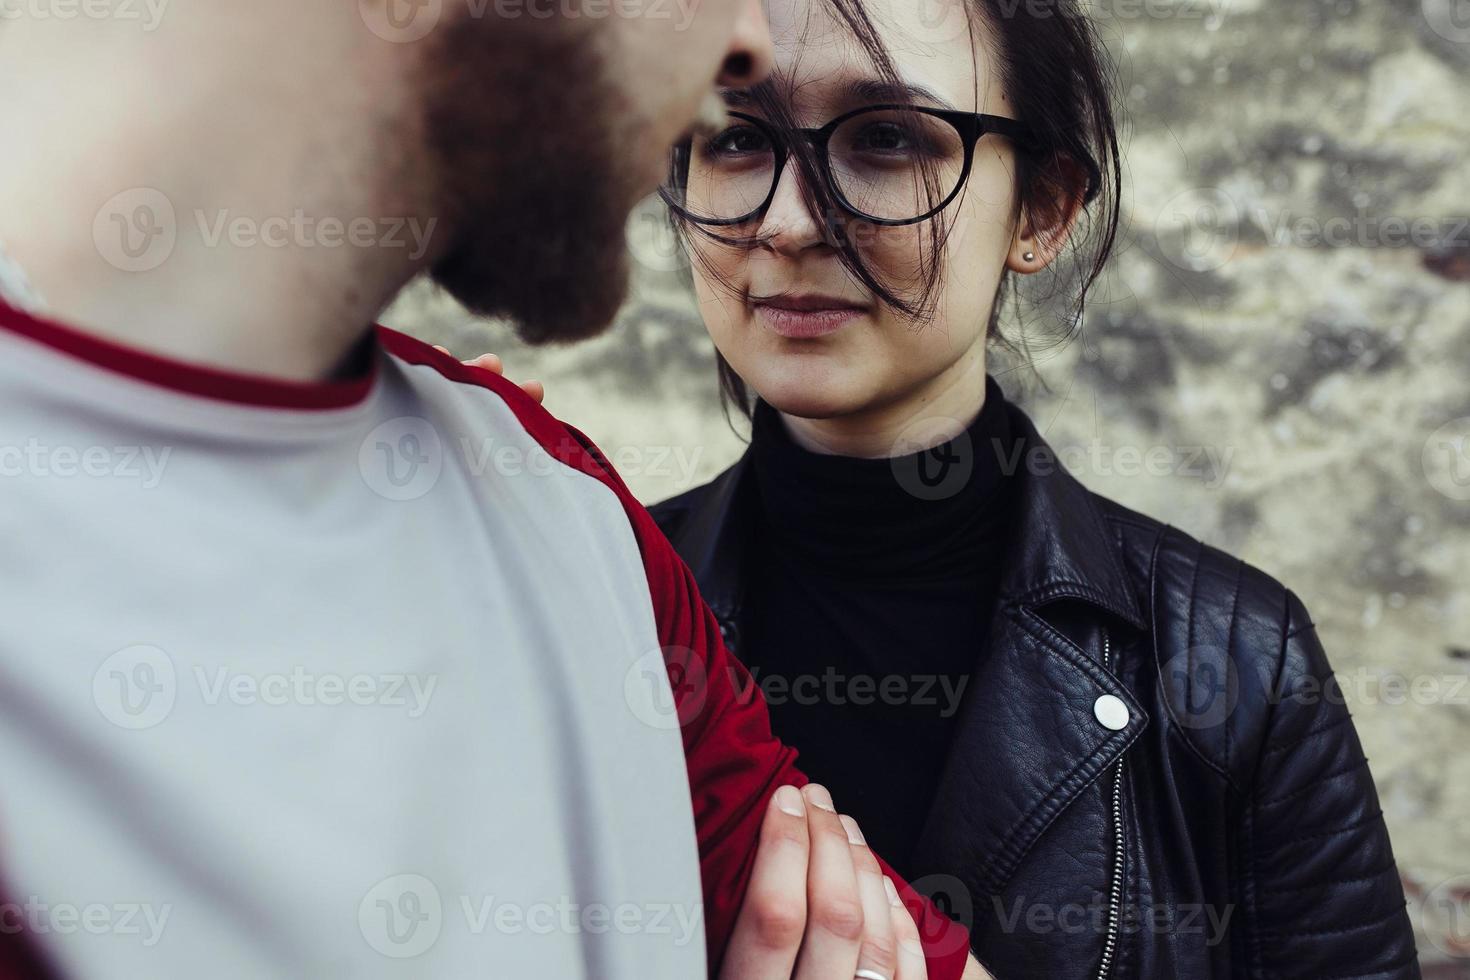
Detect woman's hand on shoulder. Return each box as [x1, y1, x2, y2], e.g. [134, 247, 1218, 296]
[433, 346, 545, 404]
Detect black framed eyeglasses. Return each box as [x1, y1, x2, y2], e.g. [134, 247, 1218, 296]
[661, 104, 1049, 229]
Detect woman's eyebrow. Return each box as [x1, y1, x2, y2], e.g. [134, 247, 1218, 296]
[719, 78, 960, 113]
[841, 78, 958, 111]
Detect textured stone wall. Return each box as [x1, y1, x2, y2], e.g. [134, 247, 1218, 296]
[386, 0, 1470, 968]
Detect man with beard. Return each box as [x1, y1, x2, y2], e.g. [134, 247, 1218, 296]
[0, 3, 983, 980]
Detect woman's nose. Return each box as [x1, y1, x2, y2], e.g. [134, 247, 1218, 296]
[758, 164, 828, 256]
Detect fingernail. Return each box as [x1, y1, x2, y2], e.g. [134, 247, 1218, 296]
[901, 938, 924, 957]
[839, 815, 866, 846]
[883, 876, 902, 907]
[805, 784, 836, 812]
[774, 785, 805, 817]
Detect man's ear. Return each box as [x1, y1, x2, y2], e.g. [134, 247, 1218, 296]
[1004, 153, 1091, 274]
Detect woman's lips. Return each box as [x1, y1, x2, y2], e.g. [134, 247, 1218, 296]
[752, 298, 867, 339]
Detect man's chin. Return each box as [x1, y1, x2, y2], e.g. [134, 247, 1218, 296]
[416, 13, 638, 347]
[431, 241, 631, 347]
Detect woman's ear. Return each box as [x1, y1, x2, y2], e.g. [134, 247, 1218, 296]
[1005, 154, 1091, 274]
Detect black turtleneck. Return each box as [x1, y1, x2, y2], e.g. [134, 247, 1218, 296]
[739, 377, 1016, 875]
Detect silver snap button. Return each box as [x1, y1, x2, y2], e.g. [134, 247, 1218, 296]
[1094, 694, 1130, 731]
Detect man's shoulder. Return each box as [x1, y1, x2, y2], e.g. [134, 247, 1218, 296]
[376, 325, 622, 482]
[376, 326, 542, 420]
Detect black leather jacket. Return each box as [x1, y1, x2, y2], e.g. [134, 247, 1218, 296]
[650, 400, 1420, 980]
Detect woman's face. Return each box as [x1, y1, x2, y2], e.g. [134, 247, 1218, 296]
[685, 0, 1026, 423]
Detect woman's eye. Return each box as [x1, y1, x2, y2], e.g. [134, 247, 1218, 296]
[706, 126, 770, 157]
[860, 123, 910, 151]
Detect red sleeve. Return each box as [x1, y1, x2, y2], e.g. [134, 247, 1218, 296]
[374, 332, 974, 979]
[563, 425, 974, 980]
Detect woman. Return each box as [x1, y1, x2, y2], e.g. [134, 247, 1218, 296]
[476, 0, 1420, 974]
[643, 0, 1421, 977]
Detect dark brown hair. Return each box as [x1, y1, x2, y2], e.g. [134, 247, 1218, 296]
[668, 0, 1123, 423]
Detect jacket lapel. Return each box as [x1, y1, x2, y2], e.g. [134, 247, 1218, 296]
[908, 601, 1148, 897]
[909, 404, 1150, 896]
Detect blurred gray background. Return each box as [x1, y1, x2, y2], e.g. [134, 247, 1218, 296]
[385, 0, 1470, 969]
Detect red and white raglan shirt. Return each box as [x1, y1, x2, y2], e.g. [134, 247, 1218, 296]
[0, 298, 971, 980]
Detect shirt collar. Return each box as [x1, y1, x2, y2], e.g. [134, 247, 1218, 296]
[668, 378, 1146, 632]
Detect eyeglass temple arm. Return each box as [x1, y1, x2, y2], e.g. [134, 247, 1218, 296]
[974, 114, 1102, 204]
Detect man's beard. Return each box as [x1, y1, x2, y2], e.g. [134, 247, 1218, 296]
[418, 19, 638, 346]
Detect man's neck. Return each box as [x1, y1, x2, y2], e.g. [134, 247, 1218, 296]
[0, 8, 435, 383]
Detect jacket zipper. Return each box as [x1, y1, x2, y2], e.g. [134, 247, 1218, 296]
[1096, 629, 1124, 980]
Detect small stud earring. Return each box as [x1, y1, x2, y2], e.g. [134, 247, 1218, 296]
[1022, 251, 1036, 263]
